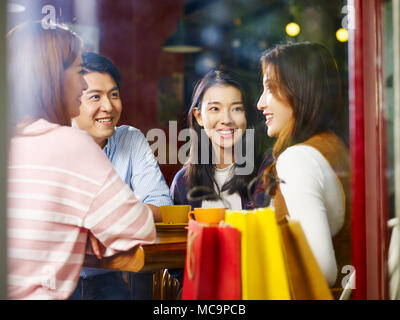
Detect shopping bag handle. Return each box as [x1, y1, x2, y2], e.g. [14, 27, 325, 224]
[187, 229, 198, 280]
[187, 186, 231, 210]
[247, 173, 286, 208]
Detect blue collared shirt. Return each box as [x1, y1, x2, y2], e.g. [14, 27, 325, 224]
[81, 125, 172, 278]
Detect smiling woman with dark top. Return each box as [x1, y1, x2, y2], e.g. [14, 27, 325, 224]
[170, 69, 258, 210]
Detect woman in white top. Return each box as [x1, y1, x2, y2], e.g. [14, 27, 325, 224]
[170, 69, 259, 210]
[256, 42, 351, 288]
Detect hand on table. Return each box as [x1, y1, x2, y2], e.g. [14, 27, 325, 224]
[89, 232, 105, 259]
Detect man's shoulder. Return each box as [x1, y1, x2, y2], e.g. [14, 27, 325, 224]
[113, 125, 143, 138]
[110, 125, 147, 147]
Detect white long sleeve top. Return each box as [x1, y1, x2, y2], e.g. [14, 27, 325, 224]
[275, 145, 345, 287]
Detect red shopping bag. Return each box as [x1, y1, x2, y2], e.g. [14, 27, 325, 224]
[181, 220, 241, 300]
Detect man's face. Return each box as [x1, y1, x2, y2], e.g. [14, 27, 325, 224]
[73, 72, 122, 148]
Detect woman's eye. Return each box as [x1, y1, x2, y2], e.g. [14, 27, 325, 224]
[209, 106, 218, 111]
[233, 106, 244, 112]
[111, 92, 120, 99]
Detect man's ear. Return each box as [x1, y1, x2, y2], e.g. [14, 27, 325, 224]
[193, 107, 203, 126]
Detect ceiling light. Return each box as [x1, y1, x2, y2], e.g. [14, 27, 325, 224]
[7, 3, 26, 13]
[336, 28, 349, 42]
[285, 22, 301, 37]
[162, 21, 202, 54]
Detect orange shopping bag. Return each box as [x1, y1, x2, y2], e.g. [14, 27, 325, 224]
[279, 217, 333, 300]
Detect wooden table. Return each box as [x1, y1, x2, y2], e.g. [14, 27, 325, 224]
[83, 227, 187, 299]
[83, 229, 187, 273]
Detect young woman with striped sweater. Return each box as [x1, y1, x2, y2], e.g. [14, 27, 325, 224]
[7, 21, 156, 300]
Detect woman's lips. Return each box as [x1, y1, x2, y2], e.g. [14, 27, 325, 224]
[216, 128, 235, 139]
[264, 113, 273, 126]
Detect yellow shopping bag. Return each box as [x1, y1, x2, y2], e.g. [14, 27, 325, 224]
[225, 208, 291, 300]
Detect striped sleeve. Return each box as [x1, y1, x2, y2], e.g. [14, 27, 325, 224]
[83, 169, 156, 255]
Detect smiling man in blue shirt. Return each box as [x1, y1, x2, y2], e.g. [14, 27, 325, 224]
[70, 52, 172, 300]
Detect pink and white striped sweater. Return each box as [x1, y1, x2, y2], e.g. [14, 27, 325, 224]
[7, 119, 156, 299]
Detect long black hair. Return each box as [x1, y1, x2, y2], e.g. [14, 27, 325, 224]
[184, 69, 259, 201]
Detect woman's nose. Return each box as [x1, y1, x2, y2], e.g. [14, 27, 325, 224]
[220, 109, 233, 124]
[257, 92, 266, 111]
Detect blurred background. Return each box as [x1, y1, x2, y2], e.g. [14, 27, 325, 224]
[6, 0, 348, 185]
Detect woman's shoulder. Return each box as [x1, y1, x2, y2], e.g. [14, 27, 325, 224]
[277, 145, 329, 187]
[40, 125, 114, 177]
[170, 166, 194, 206]
[54, 125, 97, 148]
[171, 166, 190, 194]
[278, 145, 326, 166]
[17, 120, 104, 156]
[172, 166, 189, 184]
[59, 127, 109, 159]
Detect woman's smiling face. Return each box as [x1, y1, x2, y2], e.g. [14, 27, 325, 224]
[194, 84, 247, 151]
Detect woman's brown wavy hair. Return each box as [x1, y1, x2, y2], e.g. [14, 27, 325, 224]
[7, 21, 82, 127]
[260, 42, 346, 196]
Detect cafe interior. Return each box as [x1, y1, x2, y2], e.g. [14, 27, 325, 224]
[1, 0, 399, 301]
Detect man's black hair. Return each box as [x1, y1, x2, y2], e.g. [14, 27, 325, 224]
[81, 52, 122, 90]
